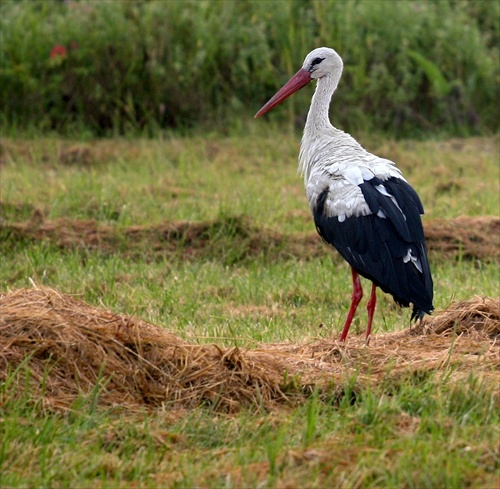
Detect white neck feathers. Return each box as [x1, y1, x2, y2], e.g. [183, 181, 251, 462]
[299, 72, 365, 182]
[304, 73, 339, 136]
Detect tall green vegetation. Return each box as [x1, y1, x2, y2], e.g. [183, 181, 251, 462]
[0, 0, 498, 136]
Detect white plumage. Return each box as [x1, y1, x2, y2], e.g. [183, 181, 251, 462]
[255, 47, 433, 343]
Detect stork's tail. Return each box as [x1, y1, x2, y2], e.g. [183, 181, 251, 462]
[410, 306, 433, 323]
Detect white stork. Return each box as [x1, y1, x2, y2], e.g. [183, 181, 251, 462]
[255, 47, 434, 343]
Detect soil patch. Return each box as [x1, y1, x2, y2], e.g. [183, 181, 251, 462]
[1, 287, 498, 413]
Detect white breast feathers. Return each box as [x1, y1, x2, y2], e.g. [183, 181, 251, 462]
[301, 130, 405, 220]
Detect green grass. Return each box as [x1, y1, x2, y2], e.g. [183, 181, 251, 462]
[1, 134, 498, 226]
[0, 134, 499, 487]
[1, 372, 498, 488]
[0, 244, 498, 347]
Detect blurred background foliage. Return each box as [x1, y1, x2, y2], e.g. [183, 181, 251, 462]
[0, 0, 498, 137]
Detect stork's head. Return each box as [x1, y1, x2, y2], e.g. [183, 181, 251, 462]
[255, 47, 343, 118]
[302, 47, 343, 80]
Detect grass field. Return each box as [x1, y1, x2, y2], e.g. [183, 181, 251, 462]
[0, 133, 499, 488]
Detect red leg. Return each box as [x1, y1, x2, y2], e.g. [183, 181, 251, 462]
[339, 268, 363, 342]
[365, 283, 377, 345]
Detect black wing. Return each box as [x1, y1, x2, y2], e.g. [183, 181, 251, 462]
[313, 176, 434, 318]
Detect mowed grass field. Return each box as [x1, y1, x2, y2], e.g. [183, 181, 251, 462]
[0, 133, 499, 488]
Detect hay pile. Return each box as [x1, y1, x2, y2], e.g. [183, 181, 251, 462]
[0, 288, 290, 412]
[412, 296, 500, 337]
[1, 288, 499, 413]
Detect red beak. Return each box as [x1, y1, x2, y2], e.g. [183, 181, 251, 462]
[254, 68, 312, 118]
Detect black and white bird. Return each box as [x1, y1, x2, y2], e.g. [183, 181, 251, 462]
[255, 47, 433, 343]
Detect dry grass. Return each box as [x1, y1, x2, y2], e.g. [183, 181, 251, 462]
[423, 216, 500, 261]
[1, 287, 498, 414]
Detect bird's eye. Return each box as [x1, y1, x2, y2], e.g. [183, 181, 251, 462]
[311, 57, 325, 67]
